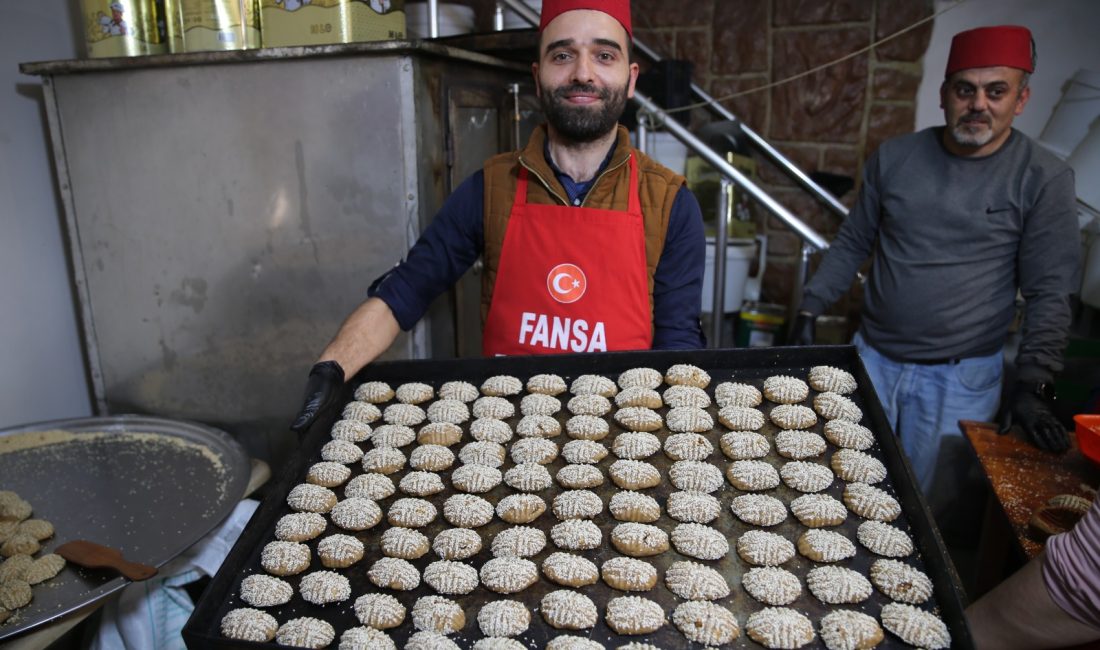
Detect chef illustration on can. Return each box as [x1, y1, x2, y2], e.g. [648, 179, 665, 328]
[98, 2, 129, 36]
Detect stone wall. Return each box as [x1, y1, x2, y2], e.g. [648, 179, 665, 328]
[452, 0, 934, 324]
[630, 0, 934, 319]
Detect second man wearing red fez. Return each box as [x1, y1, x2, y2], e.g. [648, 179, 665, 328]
[291, 0, 707, 431]
[792, 25, 1079, 517]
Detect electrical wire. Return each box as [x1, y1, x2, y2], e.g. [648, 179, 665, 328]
[661, 0, 969, 115]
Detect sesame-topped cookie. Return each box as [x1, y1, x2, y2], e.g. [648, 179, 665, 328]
[605, 596, 666, 635]
[737, 530, 796, 566]
[666, 407, 714, 433]
[383, 403, 426, 427]
[516, 414, 562, 438]
[299, 570, 352, 605]
[477, 600, 531, 638]
[614, 386, 663, 409]
[600, 556, 658, 591]
[432, 528, 482, 560]
[762, 375, 810, 404]
[745, 608, 814, 650]
[330, 497, 383, 531]
[666, 490, 721, 523]
[341, 401, 381, 424]
[670, 522, 729, 560]
[496, 493, 547, 524]
[669, 460, 724, 493]
[380, 527, 430, 560]
[481, 375, 522, 397]
[672, 600, 740, 646]
[870, 559, 933, 603]
[371, 424, 416, 448]
[843, 483, 901, 522]
[561, 439, 608, 464]
[664, 364, 710, 388]
[617, 367, 662, 390]
[880, 603, 951, 649]
[664, 560, 729, 600]
[818, 610, 883, 650]
[367, 557, 420, 591]
[275, 617, 335, 649]
[399, 471, 445, 497]
[520, 393, 561, 416]
[769, 404, 818, 430]
[395, 382, 434, 405]
[612, 431, 661, 459]
[613, 407, 663, 433]
[526, 373, 567, 395]
[814, 391, 863, 423]
[726, 460, 781, 491]
[790, 493, 848, 527]
[715, 381, 763, 408]
[423, 560, 480, 596]
[450, 464, 503, 493]
[856, 520, 914, 557]
[717, 406, 766, 431]
[438, 380, 479, 403]
[611, 522, 669, 557]
[387, 498, 438, 528]
[418, 422, 463, 447]
[720, 430, 770, 460]
[608, 490, 661, 523]
[480, 557, 538, 594]
[808, 365, 857, 395]
[331, 419, 372, 442]
[663, 385, 712, 409]
[664, 433, 713, 461]
[543, 552, 600, 587]
[552, 490, 604, 520]
[742, 566, 801, 606]
[729, 494, 787, 527]
[540, 590, 598, 630]
[557, 463, 605, 489]
[831, 449, 887, 484]
[779, 461, 835, 493]
[504, 463, 554, 492]
[775, 430, 828, 460]
[274, 512, 327, 542]
[458, 440, 506, 467]
[567, 394, 612, 417]
[806, 565, 872, 604]
[427, 399, 470, 425]
[550, 519, 602, 550]
[491, 526, 547, 558]
[354, 381, 393, 404]
[510, 438, 558, 465]
[408, 444, 454, 472]
[442, 494, 493, 528]
[823, 420, 875, 450]
[797, 529, 857, 563]
[608, 460, 661, 490]
[569, 374, 617, 397]
[472, 396, 515, 420]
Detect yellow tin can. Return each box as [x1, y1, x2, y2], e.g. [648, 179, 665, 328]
[260, 0, 406, 48]
[165, 0, 261, 52]
[81, 0, 167, 57]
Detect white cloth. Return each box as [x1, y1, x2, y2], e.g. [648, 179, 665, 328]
[90, 499, 259, 650]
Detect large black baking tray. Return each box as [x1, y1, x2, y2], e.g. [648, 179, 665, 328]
[185, 346, 973, 649]
[0, 415, 251, 642]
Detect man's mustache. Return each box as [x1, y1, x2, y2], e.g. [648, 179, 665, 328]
[958, 112, 992, 126]
[553, 83, 610, 101]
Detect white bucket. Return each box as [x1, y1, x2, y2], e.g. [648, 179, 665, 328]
[702, 235, 765, 313]
[1038, 68, 1100, 159]
[634, 131, 688, 176]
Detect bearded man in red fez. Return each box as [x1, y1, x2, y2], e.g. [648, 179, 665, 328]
[792, 25, 1079, 513]
[291, 1, 706, 431]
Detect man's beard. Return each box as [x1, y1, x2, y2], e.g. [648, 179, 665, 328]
[950, 111, 994, 147]
[539, 81, 628, 144]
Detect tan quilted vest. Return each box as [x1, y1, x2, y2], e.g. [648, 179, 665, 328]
[481, 124, 685, 325]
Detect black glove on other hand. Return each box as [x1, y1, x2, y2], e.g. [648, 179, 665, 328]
[998, 381, 1070, 452]
[790, 311, 816, 346]
[291, 360, 345, 434]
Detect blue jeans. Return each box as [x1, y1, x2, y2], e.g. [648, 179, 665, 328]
[853, 332, 1003, 497]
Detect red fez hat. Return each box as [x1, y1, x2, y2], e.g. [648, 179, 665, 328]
[945, 25, 1034, 77]
[539, 0, 633, 39]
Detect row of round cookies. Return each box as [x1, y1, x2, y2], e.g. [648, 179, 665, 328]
[220, 364, 949, 649]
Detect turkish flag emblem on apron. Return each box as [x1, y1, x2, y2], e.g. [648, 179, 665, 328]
[482, 154, 652, 356]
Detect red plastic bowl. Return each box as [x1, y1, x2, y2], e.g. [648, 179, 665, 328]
[1075, 414, 1100, 465]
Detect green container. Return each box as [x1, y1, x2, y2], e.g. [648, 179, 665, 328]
[736, 302, 787, 348]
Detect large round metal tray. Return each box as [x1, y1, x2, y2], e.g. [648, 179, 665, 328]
[0, 414, 250, 642]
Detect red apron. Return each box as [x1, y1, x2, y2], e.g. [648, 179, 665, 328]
[482, 154, 652, 356]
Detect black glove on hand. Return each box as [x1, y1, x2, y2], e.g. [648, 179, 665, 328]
[998, 381, 1070, 452]
[291, 360, 345, 434]
[790, 311, 816, 346]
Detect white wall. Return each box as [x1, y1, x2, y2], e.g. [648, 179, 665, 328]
[916, 0, 1100, 141]
[0, 5, 92, 427]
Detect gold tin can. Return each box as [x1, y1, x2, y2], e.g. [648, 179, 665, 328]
[81, 0, 167, 57]
[165, 0, 261, 52]
[260, 0, 406, 48]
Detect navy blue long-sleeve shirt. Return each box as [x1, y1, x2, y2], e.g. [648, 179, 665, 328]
[370, 145, 706, 350]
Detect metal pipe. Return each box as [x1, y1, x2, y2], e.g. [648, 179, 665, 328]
[710, 177, 733, 347]
[497, 0, 848, 219]
[634, 92, 829, 251]
[428, 0, 439, 38]
[509, 83, 522, 151]
[791, 243, 814, 331]
[636, 115, 648, 155]
[630, 42, 849, 219]
[493, 1, 504, 31]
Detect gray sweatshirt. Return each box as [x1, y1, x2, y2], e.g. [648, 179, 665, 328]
[802, 127, 1079, 382]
